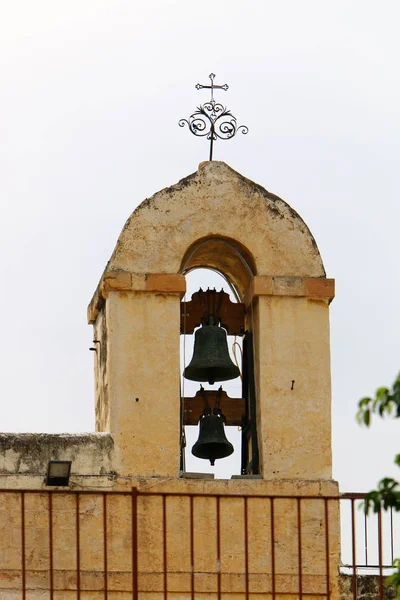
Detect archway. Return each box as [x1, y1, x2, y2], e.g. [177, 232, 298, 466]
[180, 235, 256, 301]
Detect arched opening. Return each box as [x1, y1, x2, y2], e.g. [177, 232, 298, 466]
[180, 236, 257, 301]
[180, 268, 243, 479]
[179, 236, 259, 479]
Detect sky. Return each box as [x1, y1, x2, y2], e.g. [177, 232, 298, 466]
[1, 1, 400, 492]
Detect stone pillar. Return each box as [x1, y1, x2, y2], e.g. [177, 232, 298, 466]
[88, 272, 186, 477]
[246, 276, 335, 479]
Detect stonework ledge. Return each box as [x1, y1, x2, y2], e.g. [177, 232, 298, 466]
[88, 272, 186, 323]
[109, 476, 340, 496]
[245, 276, 335, 306]
[340, 575, 396, 600]
[0, 433, 114, 478]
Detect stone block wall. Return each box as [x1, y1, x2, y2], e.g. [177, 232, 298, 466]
[0, 478, 340, 600]
[340, 575, 396, 600]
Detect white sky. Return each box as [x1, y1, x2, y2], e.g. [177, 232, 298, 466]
[1, 1, 400, 492]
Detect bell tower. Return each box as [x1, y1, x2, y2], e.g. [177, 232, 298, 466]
[0, 75, 341, 600]
[88, 160, 335, 481]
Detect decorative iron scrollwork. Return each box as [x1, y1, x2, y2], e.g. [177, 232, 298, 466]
[179, 73, 248, 161]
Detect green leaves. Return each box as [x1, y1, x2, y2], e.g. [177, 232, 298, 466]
[363, 478, 400, 514]
[358, 373, 400, 598]
[386, 560, 400, 600]
[357, 374, 400, 426]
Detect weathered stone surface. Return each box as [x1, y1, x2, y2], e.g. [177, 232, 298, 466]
[254, 295, 332, 479]
[244, 276, 335, 309]
[340, 575, 396, 600]
[145, 274, 186, 294]
[103, 271, 132, 292]
[106, 292, 181, 477]
[0, 433, 114, 478]
[0, 485, 340, 598]
[101, 161, 325, 283]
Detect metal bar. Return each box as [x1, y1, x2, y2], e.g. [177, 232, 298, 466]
[324, 499, 330, 600]
[390, 506, 394, 565]
[209, 128, 214, 161]
[163, 495, 167, 600]
[0, 488, 345, 500]
[21, 492, 26, 600]
[131, 488, 139, 600]
[240, 417, 249, 475]
[135, 491, 342, 500]
[241, 334, 249, 475]
[351, 499, 357, 600]
[364, 510, 368, 566]
[270, 498, 276, 600]
[378, 508, 384, 600]
[341, 492, 371, 499]
[190, 496, 195, 600]
[264, 595, 330, 597]
[342, 563, 395, 569]
[0, 489, 133, 495]
[216, 496, 221, 600]
[297, 498, 303, 600]
[244, 497, 249, 600]
[241, 422, 251, 435]
[76, 493, 81, 600]
[0, 488, 348, 499]
[103, 493, 108, 600]
[49, 493, 54, 600]
[246, 331, 259, 474]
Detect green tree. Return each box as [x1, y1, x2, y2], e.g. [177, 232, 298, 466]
[357, 373, 400, 594]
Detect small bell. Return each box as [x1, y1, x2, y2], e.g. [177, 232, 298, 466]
[192, 409, 234, 466]
[184, 324, 240, 385]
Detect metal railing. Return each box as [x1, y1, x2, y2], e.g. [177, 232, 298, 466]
[0, 488, 398, 599]
[340, 492, 399, 600]
[134, 490, 336, 600]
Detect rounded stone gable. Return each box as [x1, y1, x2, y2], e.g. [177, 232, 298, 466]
[105, 161, 325, 294]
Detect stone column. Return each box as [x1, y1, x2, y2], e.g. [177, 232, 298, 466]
[246, 276, 335, 480]
[88, 272, 185, 477]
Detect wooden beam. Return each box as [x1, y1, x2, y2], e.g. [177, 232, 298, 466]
[181, 289, 245, 335]
[183, 389, 245, 426]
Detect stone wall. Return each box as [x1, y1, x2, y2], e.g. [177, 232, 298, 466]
[340, 575, 396, 600]
[0, 478, 340, 600]
[0, 433, 115, 490]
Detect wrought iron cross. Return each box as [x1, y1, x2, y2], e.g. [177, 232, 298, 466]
[179, 73, 248, 161]
[195, 73, 228, 102]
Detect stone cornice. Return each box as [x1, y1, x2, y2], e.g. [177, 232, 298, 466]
[244, 276, 335, 307]
[88, 273, 334, 324]
[88, 272, 186, 324]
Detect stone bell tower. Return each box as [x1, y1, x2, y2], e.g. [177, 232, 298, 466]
[88, 160, 335, 481]
[0, 160, 340, 600]
[85, 162, 339, 600]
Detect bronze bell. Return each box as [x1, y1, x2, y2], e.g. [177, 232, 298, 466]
[192, 409, 234, 466]
[184, 325, 240, 385]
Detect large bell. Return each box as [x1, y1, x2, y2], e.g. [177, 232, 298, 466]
[184, 325, 240, 385]
[192, 410, 234, 466]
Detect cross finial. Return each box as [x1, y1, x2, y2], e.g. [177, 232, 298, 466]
[179, 73, 248, 161]
[195, 73, 229, 102]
